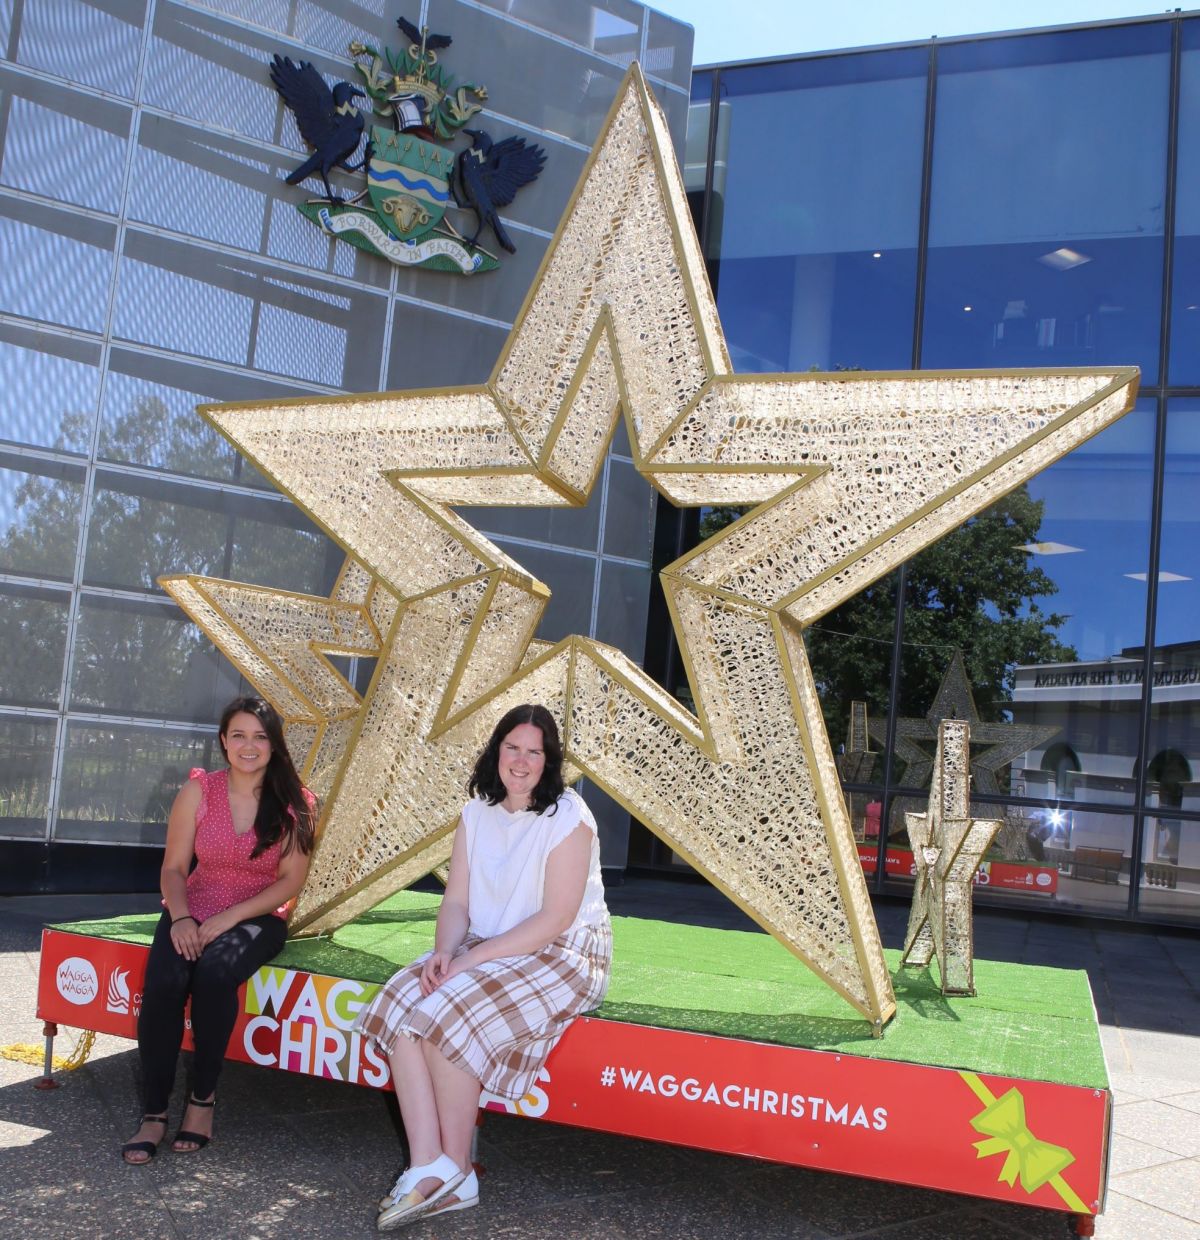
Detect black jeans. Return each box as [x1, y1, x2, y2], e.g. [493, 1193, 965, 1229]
[137, 908, 286, 1113]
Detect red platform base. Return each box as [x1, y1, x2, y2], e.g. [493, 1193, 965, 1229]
[37, 927, 1109, 1223]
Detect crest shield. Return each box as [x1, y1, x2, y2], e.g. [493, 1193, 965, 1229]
[367, 126, 453, 241]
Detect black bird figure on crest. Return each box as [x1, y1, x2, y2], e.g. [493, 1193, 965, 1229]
[270, 55, 366, 203]
[396, 14, 452, 54]
[452, 128, 546, 254]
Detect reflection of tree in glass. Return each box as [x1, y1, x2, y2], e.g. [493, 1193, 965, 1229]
[0, 594, 69, 708]
[0, 720, 54, 828]
[0, 394, 328, 825]
[698, 485, 1078, 748]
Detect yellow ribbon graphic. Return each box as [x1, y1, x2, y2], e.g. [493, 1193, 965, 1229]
[960, 1072, 1090, 1214]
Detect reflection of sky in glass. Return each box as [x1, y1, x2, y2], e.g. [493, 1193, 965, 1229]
[129, 127, 270, 252]
[0, 212, 115, 332]
[711, 56, 925, 372]
[1170, 32, 1200, 384]
[924, 31, 1169, 378]
[1157, 404, 1200, 648]
[15, 0, 142, 96]
[253, 300, 348, 385]
[144, 9, 278, 143]
[0, 340, 100, 452]
[113, 256, 254, 364]
[1018, 404, 1154, 661]
[1, 94, 128, 213]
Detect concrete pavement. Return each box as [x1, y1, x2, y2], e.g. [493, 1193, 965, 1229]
[0, 884, 1196, 1239]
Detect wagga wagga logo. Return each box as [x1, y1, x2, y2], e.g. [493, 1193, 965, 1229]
[242, 968, 390, 1088]
[56, 957, 99, 1005]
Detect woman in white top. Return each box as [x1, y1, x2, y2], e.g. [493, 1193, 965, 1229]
[356, 703, 611, 1230]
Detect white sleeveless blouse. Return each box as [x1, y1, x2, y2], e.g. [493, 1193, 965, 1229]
[461, 787, 609, 940]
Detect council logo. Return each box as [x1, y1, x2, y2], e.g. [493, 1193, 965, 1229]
[106, 967, 132, 1015]
[56, 957, 98, 1006]
[269, 10, 545, 276]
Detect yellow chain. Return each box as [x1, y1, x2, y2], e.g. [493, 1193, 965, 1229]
[0, 1027, 98, 1072]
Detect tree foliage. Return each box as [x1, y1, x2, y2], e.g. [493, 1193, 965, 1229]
[699, 486, 1077, 746]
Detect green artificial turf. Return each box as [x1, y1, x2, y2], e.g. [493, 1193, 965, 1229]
[53, 890, 1107, 1089]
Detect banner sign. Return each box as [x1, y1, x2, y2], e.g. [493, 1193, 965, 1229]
[38, 929, 1105, 1215]
[857, 846, 1059, 894]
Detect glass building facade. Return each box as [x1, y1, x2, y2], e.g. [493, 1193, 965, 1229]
[0, 0, 691, 887]
[660, 12, 1200, 926]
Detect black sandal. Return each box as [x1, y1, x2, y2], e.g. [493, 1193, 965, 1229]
[121, 1113, 168, 1164]
[172, 1094, 216, 1153]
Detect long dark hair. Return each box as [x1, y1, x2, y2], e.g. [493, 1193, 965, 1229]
[467, 703, 565, 815]
[218, 696, 316, 858]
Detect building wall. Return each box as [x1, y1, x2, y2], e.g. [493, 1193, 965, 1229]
[0, 0, 693, 888]
[681, 13, 1200, 926]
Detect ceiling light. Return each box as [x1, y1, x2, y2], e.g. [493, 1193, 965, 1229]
[963, 305, 972, 312]
[1016, 541, 1084, 555]
[872, 251, 882, 259]
[1038, 247, 1092, 272]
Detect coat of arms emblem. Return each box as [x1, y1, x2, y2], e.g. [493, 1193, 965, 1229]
[270, 14, 546, 276]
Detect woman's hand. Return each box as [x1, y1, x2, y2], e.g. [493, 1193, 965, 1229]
[419, 950, 454, 996]
[169, 916, 203, 961]
[195, 908, 238, 949]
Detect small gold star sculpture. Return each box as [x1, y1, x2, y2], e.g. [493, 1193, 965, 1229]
[901, 719, 1002, 995]
[169, 65, 1137, 1029]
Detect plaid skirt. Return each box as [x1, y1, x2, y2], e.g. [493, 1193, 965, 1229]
[354, 920, 612, 1101]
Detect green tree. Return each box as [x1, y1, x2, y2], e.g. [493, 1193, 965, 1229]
[698, 485, 1077, 746]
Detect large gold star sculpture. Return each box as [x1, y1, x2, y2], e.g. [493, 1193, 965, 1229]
[901, 720, 1002, 995]
[175, 64, 1137, 1029]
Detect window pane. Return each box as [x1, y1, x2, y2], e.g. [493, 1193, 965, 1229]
[594, 559, 651, 660]
[708, 51, 927, 372]
[56, 722, 215, 845]
[99, 350, 308, 486]
[1147, 404, 1200, 896]
[433, 0, 632, 146]
[0, 196, 116, 332]
[888, 406, 1154, 819]
[82, 470, 332, 594]
[69, 595, 240, 722]
[1140, 816, 1198, 926]
[144, 2, 291, 144]
[0, 584, 68, 707]
[809, 571, 898, 786]
[924, 26, 1169, 379]
[0, 459, 86, 581]
[0, 72, 130, 213]
[1170, 20, 1200, 385]
[0, 326, 101, 453]
[113, 229, 386, 389]
[13, 0, 144, 96]
[0, 716, 55, 840]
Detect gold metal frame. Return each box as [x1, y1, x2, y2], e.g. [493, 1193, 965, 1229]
[165, 64, 1139, 1030]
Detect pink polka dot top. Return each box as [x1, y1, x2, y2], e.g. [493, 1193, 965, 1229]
[182, 768, 307, 923]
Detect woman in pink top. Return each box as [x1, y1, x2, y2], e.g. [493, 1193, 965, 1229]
[121, 696, 316, 1164]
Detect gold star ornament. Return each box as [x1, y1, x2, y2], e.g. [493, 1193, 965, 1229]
[901, 720, 1002, 995]
[176, 65, 1137, 1029]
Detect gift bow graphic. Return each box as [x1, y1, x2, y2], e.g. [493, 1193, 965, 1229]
[960, 1072, 1090, 1213]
